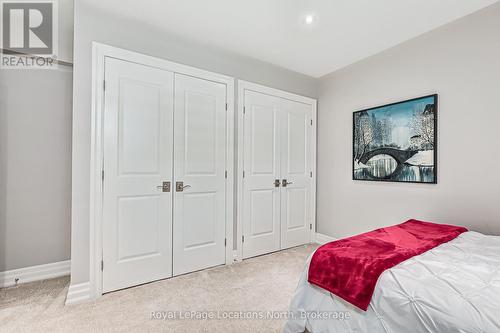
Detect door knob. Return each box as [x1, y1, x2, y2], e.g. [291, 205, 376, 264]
[274, 179, 280, 187]
[282, 179, 293, 187]
[156, 181, 171, 192]
[176, 181, 191, 192]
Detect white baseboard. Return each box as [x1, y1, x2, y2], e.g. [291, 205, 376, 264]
[0, 260, 70, 288]
[65, 281, 91, 305]
[315, 232, 337, 245]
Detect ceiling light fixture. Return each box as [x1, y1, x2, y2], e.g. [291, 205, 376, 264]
[305, 15, 314, 25]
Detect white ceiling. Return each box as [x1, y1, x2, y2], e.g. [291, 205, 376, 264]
[84, 0, 499, 77]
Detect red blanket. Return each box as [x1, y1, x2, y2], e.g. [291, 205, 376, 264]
[308, 219, 467, 311]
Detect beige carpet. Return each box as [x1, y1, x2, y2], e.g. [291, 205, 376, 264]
[0, 244, 317, 333]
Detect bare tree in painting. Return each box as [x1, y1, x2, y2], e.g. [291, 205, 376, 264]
[420, 105, 435, 149]
[410, 104, 435, 150]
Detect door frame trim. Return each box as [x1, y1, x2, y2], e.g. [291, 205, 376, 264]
[90, 42, 235, 299]
[236, 80, 317, 261]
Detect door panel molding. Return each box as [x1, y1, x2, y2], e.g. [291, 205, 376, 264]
[242, 91, 281, 259]
[280, 98, 313, 250]
[89, 43, 234, 300]
[173, 74, 227, 276]
[237, 80, 317, 261]
[102, 58, 174, 293]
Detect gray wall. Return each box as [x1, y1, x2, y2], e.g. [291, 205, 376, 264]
[0, 0, 73, 273]
[70, 0, 318, 284]
[317, 3, 500, 239]
[0, 68, 73, 271]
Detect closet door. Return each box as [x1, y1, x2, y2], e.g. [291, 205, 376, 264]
[173, 74, 227, 275]
[102, 58, 174, 293]
[242, 91, 281, 259]
[280, 99, 312, 249]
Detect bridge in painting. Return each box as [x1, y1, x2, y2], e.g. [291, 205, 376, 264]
[359, 148, 418, 165]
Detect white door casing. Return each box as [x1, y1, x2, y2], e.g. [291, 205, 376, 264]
[242, 91, 282, 259]
[239, 81, 316, 260]
[102, 58, 174, 292]
[90, 43, 234, 299]
[172, 74, 227, 275]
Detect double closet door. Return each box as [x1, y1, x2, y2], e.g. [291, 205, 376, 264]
[102, 58, 227, 293]
[242, 90, 313, 259]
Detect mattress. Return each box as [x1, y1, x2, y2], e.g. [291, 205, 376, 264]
[284, 231, 500, 333]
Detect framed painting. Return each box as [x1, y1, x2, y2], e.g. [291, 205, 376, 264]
[353, 94, 437, 183]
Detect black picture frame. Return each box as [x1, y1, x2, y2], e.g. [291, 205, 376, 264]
[352, 94, 438, 184]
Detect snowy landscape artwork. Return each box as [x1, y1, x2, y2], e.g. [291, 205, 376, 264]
[353, 95, 437, 183]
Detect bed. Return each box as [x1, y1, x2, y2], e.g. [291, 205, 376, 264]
[284, 227, 500, 333]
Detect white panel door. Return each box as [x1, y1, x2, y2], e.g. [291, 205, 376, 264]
[102, 58, 174, 293]
[280, 99, 312, 249]
[173, 74, 227, 275]
[242, 91, 282, 259]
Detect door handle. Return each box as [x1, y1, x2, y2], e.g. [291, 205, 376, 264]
[282, 179, 293, 187]
[176, 181, 191, 192]
[274, 179, 281, 187]
[156, 181, 171, 192]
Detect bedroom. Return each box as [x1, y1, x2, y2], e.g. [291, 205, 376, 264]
[1, 0, 499, 332]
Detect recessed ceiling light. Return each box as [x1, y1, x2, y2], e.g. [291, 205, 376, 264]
[305, 15, 314, 25]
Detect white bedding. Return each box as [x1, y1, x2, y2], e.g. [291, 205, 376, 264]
[284, 231, 500, 333]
